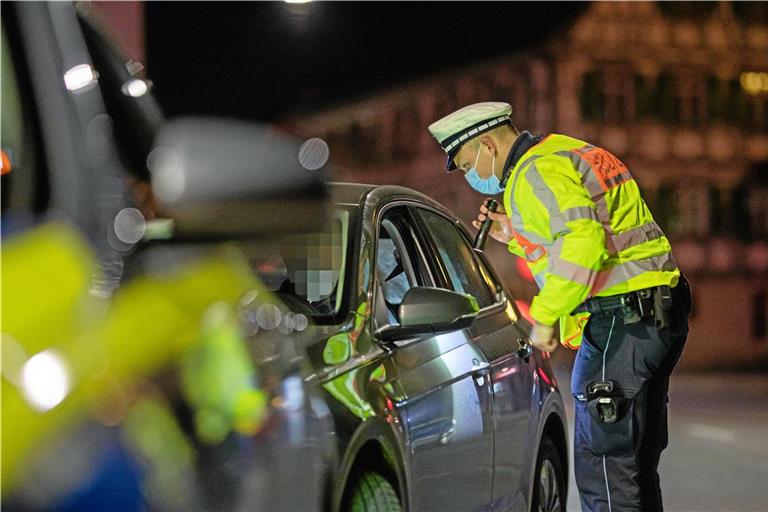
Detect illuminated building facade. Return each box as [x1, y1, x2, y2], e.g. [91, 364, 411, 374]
[286, 2, 768, 368]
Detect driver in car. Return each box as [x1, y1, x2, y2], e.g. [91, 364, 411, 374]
[278, 230, 343, 317]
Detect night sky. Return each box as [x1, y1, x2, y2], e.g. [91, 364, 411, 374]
[146, 2, 587, 122]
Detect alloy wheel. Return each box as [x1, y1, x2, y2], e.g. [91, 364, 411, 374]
[537, 459, 562, 512]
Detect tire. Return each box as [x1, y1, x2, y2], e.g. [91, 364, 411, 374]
[348, 471, 402, 512]
[531, 434, 566, 512]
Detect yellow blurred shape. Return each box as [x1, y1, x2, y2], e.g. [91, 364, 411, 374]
[2, 222, 263, 493]
[740, 71, 768, 95]
[122, 396, 196, 508]
[181, 302, 268, 444]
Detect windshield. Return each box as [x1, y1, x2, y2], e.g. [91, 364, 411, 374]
[249, 206, 354, 321]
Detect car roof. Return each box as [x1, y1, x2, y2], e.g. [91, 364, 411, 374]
[328, 182, 458, 221]
[329, 182, 377, 205]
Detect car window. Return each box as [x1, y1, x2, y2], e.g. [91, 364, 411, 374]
[377, 220, 414, 326]
[415, 208, 497, 308]
[245, 206, 353, 323]
[374, 207, 432, 327]
[377, 230, 412, 306]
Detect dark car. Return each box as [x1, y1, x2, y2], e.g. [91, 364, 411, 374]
[2, 3, 330, 511]
[255, 183, 569, 512]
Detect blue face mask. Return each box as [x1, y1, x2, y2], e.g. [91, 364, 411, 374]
[464, 146, 504, 195]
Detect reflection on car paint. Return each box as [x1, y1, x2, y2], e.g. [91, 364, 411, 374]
[322, 302, 378, 420]
[180, 302, 268, 444]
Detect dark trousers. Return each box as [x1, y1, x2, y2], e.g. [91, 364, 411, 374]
[571, 286, 689, 512]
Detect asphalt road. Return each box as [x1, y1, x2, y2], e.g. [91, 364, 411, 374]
[550, 351, 768, 512]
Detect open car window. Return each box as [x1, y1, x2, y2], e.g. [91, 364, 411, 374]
[247, 207, 353, 323]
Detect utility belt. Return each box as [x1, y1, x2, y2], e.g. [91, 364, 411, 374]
[572, 277, 692, 425]
[572, 284, 675, 330]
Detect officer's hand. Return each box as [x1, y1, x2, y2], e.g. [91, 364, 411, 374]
[530, 322, 558, 353]
[472, 199, 514, 244]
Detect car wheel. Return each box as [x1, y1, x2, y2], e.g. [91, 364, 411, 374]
[531, 434, 566, 512]
[348, 471, 402, 512]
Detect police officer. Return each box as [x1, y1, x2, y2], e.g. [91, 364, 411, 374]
[428, 102, 691, 511]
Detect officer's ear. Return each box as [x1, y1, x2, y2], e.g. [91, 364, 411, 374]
[478, 135, 497, 157]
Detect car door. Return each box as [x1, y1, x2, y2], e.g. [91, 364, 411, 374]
[373, 204, 495, 512]
[413, 206, 535, 512]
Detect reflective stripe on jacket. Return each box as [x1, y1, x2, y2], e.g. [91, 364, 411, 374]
[502, 134, 680, 349]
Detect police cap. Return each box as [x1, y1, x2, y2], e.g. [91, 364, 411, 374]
[428, 101, 513, 172]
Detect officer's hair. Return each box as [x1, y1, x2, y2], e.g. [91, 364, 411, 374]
[469, 122, 519, 148]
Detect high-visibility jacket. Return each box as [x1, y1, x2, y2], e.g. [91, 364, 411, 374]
[502, 133, 680, 349]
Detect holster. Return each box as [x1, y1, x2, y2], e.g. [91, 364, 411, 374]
[677, 274, 693, 316]
[586, 380, 628, 424]
[652, 284, 673, 330]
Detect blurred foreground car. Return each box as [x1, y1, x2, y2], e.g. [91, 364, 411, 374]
[254, 183, 569, 512]
[2, 3, 330, 511]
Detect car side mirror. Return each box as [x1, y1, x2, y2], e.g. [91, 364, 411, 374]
[148, 117, 329, 240]
[375, 287, 479, 342]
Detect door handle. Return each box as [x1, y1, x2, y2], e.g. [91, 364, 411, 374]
[438, 420, 456, 446]
[471, 360, 490, 377]
[516, 339, 532, 361]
